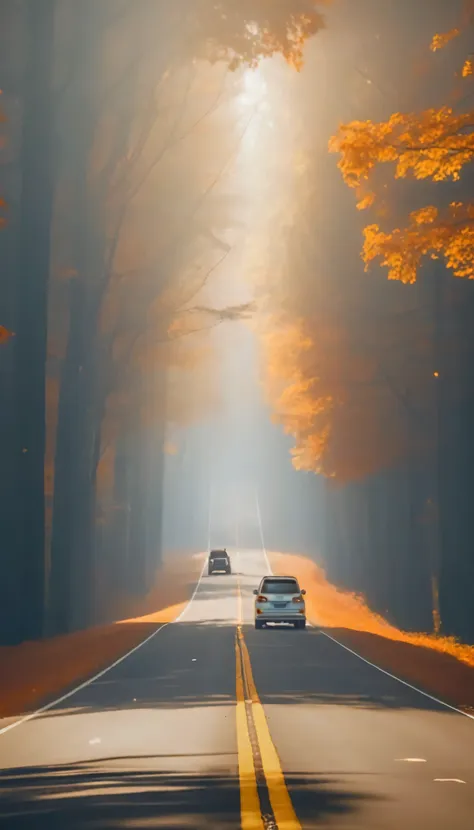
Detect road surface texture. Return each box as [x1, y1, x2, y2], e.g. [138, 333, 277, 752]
[0, 548, 474, 828]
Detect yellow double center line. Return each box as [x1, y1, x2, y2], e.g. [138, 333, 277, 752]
[235, 578, 301, 830]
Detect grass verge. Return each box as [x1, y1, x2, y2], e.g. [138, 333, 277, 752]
[269, 551, 474, 715]
[0, 551, 204, 720]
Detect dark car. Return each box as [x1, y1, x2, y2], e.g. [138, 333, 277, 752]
[208, 549, 231, 575]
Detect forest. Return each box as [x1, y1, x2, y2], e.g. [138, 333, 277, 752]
[263, 0, 474, 641]
[2, 0, 474, 649]
[0, 0, 326, 646]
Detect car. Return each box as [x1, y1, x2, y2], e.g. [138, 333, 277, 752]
[253, 575, 306, 629]
[208, 549, 231, 575]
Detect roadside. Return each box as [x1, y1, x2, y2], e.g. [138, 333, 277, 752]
[0, 551, 204, 720]
[269, 551, 474, 715]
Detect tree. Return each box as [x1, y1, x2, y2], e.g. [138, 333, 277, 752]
[328, 13, 474, 640]
[11, 0, 56, 643]
[263, 300, 434, 482]
[330, 111, 474, 282]
[185, 0, 328, 70]
[255, 0, 464, 633]
[0, 190, 12, 344]
[45, 0, 328, 634]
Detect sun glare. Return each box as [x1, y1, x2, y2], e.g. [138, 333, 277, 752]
[238, 66, 268, 108]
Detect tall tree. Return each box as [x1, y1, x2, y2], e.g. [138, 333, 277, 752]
[329, 11, 474, 639]
[46, 0, 328, 634]
[12, 0, 55, 643]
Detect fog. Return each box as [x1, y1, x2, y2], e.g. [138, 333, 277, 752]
[3, 0, 474, 651]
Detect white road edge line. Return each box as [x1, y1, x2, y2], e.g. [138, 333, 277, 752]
[320, 630, 474, 722]
[257, 527, 474, 725]
[434, 778, 466, 783]
[0, 556, 207, 737]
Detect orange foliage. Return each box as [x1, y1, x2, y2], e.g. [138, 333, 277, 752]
[44, 0, 328, 541]
[429, 1, 474, 78]
[0, 551, 204, 719]
[261, 10, 473, 485]
[270, 552, 474, 709]
[330, 108, 474, 188]
[270, 552, 474, 666]
[364, 203, 474, 283]
[263, 307, 432, 482]
[193, 0, 329, 71]
[0, 624, 158, 719]
[0, 324, 14, 344]
[430, 29, 460, 53]
[330, 69, 474, 284]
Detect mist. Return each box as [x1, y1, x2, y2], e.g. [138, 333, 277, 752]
[2, 0, 474, 650]
[5, 3, 474, 828]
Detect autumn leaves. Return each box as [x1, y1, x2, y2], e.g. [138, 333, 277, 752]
[331, 106, 474, 284]
[193, 0, 328, 72]
[262, 10, 474, 484]
[1, 2, 333, 644]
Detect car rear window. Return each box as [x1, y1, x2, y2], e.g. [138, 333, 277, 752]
[260, 579, 299, 594]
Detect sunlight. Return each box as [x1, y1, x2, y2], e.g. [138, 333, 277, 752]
[269, 552, 474, 670]
[233, 65, 273, 155]
[239, 66, 268, 108]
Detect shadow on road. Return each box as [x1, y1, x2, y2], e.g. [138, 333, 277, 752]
[30, 621, 238, 720]
[0, 760, 379, 829]
[243, 624, 454, 713]
[318, 628, 474, 713]
[12, 620, 458, 724]
[0, 616, 448, 829]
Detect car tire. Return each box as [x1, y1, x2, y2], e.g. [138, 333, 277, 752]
[296, 620, 306, 630]
[255, 619, 264, 629]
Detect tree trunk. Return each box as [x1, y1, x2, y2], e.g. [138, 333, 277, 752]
[111, 431, 132, 597]
[68, 373, 102, 630]
[128, 427, 149, 596]
[48, 278, 85, 634]
[48, 2, 103, 634]
[12, 0, 55, 644]
[48, 258, 103, 633]
[145, 370, 167, 574]
[146, 430, 165, 575]
[438, 285, 474, 642]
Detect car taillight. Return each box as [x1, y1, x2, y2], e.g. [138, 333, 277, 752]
[257, 595, 268, 603]
[292, 595, 304, 603]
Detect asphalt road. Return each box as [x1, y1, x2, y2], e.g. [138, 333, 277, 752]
[0, 548, 474, 828]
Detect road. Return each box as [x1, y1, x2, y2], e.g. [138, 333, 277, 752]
[0, 547, 474, 828]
